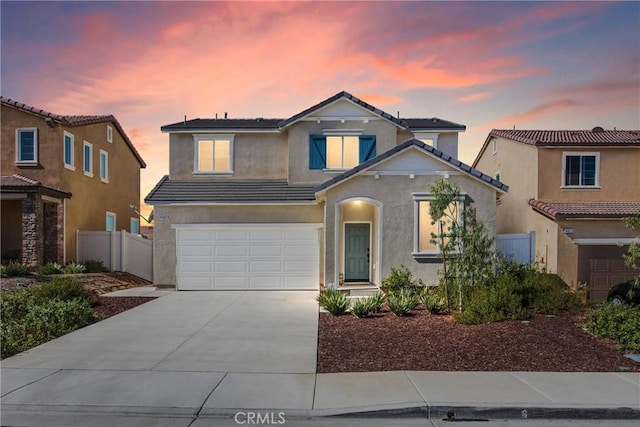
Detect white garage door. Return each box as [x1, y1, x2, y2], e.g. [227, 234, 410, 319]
[175, 224, 321, 290]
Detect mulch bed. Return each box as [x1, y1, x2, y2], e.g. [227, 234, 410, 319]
[317, 308, 640, 373]
[92, 296, 157, 317]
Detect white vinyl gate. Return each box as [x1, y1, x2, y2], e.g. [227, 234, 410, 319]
[174, 224, 321, 291]
[496, 231, 535, 265]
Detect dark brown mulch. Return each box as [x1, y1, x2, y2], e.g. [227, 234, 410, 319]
[92, 296, 156, 317]
[317, 308, 640, 373]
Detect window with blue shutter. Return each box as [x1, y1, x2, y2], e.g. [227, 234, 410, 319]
[309, 134, 376, 169]
[309, 135, 326, 169]
[16, 128, 37, 163]
[63, 132, 74, 168]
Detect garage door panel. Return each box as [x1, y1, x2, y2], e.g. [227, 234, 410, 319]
[215, 261, 248, 273]
[181, 262, 212, 273]
[216, 230, 248, 241]
[177, 225, 319, 290]
[180, 230, 213, 241]
[251, 229, 284, 241]
[251, 261, 283, 272]
[215, 245, 248, 257]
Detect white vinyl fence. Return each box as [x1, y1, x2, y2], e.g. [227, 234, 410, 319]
[496, 231, 535, 266]
[76, 230, 153, 281]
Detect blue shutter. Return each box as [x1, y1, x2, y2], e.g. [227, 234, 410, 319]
[64, 135, 72, 165]
[359, 135, 376, 163]
[20, 131, 35, 161]
[309, 135, 326, 169]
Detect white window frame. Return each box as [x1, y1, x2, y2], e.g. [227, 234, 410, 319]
[324, 135, 360, 170]
[63, 131, 75, 170]
[415, 132, 439, 149]
[130, 217, 139, 234]
[561, 151, 600, 188]
[193, 134, 234, 174]
[15, 128, 38, 165]
[413, 195, 462, 256]
[106, 211, 116, 231]
[99, 149, 109, 183]
[83, 141, 93, 177]
[107, 125, 113, 143]
[492, 137, 498, 154]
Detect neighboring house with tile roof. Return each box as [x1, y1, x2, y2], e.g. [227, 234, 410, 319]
[473, 128, 640, 301]
[146, 91, 505, 290]
[1, 97, 146, 266]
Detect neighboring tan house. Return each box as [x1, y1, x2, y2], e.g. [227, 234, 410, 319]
[473, 129, 640, 301]
[1, 97, 146, 266]
[145, 91, 507, 290]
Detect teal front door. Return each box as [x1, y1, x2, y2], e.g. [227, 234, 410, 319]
[345, 223, 370, 282]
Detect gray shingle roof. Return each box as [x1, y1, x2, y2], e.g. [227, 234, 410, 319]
[315, 139, 508, 193]
[529, 199, 640, 219]
[1, 97, 146, 168]
[1, 174, 71, 198]
[404, 118, 466, 131]
[145, 177, 317, 204]
[161, 118, 282, 132]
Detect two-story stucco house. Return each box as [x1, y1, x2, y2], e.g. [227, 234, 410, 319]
[1, 97, 146, 266]
[473, 129, 640, 301]
[146, 91, 507, 291]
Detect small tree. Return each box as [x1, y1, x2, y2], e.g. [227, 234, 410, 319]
[623, 212, 640, 288]
[428, 178, 496, 312]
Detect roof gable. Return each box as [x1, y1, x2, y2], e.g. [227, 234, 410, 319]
[316, 139, 508, 193]
[1, 96, 146, 168]
[279, 91, 408, 130]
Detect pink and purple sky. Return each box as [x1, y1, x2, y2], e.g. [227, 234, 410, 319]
[2, 1, 639, 221]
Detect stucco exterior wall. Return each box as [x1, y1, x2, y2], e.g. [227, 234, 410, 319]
[322, 173, 497, 286]
[474, 136, 539, 234]
[152, 204, 324, 286]
[169, 133, 288, 180]
[1, 105, 143, 263]
[435, 132, 459, 159]
[538, 147, 640, 201]
[287, 119, 402, 184]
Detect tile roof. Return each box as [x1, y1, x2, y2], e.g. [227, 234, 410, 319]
[145, 177, 317, 204]
[528, 199, 640, 219]
[160, 92, 466, 132]
[1, 97, 146, 168]
[489, 129, 640, 146]
[1, 174, 71, 198]
[316, 138, 508, 193]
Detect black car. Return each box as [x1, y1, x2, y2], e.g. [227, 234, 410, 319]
[607, 280, 640, 305]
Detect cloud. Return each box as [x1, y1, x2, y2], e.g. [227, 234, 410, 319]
[456, 92, 490, 104]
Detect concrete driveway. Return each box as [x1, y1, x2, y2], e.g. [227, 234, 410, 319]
[1, 291, 319, 373]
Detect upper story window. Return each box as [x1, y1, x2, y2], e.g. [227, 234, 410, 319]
[562, 152, 599, 187]
[413, 197, 460, 256]
[194, 134, 233, 174]
[16, 128, 38, 165]
[83, 141, 93, 177]
[492, 138, 498, 154]
[63, 131, 75, 170]
[107, 125, 113, 143]
[99, 149, 109, 183]
[309, 134, 376, 170]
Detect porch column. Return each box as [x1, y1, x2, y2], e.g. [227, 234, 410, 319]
[21, 193, 44, 267]
[43, 201, 63, 264]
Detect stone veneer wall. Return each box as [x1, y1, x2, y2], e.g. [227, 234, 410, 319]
[21, 193, 44, 267]
[43, 202, 63, 263]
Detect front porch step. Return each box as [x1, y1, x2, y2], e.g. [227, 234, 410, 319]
[337, 285, 381, 297]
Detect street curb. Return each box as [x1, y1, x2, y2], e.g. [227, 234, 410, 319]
[332, 405, 640, 420]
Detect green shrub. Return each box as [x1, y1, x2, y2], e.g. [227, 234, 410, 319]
[63, 262, 86, 274]
[81, 259, 105, 273]
[387, 293, 417, 317]
[381, 265, 421, 296]
[33, 278, 96, 305]
[3, 261, 30, 278]
[367, 292, 385, 313]
[1, 292, 100, 358]
[37, 262, 63, 275]
[317, 289, 350, 316]
[585, 303, 640, 352]
[420, 291, 446, 314]
[454, 277, 529, 324]
[351, 298, 372, 318]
